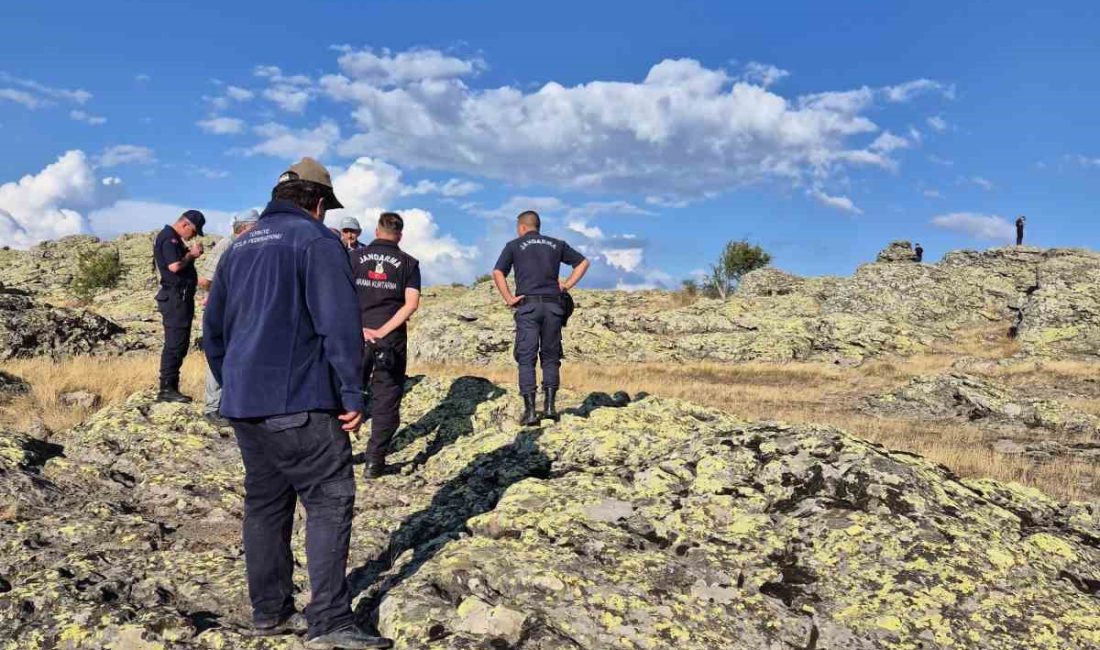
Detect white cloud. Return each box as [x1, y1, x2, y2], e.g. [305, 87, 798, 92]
[197, 116, 246, 134]
[969, 176, 994, 191]
[928, 154, 954, 166]
[70, 109, 107, 125]
[135, 74, 151, 82]
[927, 115, 947, 131]
[225, 85, 254, 101]
[263, 86, 311, 113]
[811, 188, 862, 214]
[247, 121, 341, 159]
[931, 212, 1014, 242]
[87, 199, 237, 240]
[307, 50, 946, 197]
[96, 144, 157, 168]
[402, 178, 483, 198]
[1068, 154, 1100, 168]
[327, 156, 479, 284]
[0, 72, 92, 106]
[0, 150, 118, 247]
[0, 88, 40, 109]
[869, 131, 909, 153]
[883, 79, 952, 103]
[336, 48, 486, 85]
[923, 188, 943, 199]
[740, 61, 789, 87]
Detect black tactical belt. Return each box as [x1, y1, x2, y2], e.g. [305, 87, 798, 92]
[524, 295, 562, 303]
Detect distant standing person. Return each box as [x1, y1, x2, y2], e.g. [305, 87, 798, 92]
[196, 209, 259, 425]
[914, 243, 924, 263]
[339, 216, 364, 251]
[203, 157, 391, 649]
[350, 212, 421, 479]
[1016, 216, 1026, 246]
[152, 209, 206, 403]
[492, 210, 590, 426]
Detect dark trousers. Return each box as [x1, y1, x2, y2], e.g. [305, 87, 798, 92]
[232, 411, 356, 637]
[363, 330, 408, 460]
[156, 287, 194, 387]
[1017, 228, 1024, 246]
[514, 300, 564, 394]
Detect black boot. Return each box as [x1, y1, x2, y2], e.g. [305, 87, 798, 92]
[363, 455, 387, 479]
[305, 623, 392, 649]
[157, 379, 192, 403]
[520, 393, 540, 426]
[543, 387, 560, 421]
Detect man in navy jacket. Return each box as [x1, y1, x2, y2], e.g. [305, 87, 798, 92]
[204, 158, 390, 649]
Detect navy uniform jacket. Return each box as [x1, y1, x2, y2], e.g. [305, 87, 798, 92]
[350, 239, 421, 330]
[203, 200, 365, 419]
[153, 225, 198, 290]
[494, 231, 585, 296]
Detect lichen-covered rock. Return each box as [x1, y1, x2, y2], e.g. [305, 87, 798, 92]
[3, 377, 1096, 649]
[876, 240, 919, 263]
[0, 286, 128, 359]
[0, 370, 29, 401]
[868, 373, 1100, 437]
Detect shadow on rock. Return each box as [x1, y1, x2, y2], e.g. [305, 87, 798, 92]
[349, 428, 551, 621]
[386, 376, 506, 472]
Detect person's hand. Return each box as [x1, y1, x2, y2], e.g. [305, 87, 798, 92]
[201, 294, 209, 307]
[338, 410, 362, 432]
[189, 243, 204, 258]
[363, 328, 380, 343]
[558, 280, 569, 292]
[506, 294, 525, 308]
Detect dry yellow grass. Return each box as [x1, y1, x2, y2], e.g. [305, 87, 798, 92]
[2, 343, 1096, 502]
[0, 354, 205, 433]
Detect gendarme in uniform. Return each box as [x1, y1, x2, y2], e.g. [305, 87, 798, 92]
[350, 220, 420, 476]
[152, 209, 206, 402]
[494, 217, 586, 422]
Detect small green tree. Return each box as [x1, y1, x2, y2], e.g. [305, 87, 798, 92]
[707, 239, 772, 299]
[72, 246, 123, 301]
[471, 273, 492, 287]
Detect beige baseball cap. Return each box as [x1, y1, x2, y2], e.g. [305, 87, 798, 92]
[277, 157, 344, 209]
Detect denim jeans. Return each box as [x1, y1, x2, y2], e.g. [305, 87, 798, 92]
[232, 411, 356, 637]
[204, 366, 222, 415]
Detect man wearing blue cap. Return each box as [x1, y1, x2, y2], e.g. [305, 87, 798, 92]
[153, 209, 206, 403]
[197, 209, 259, 425]
[338, 216, 364, 251]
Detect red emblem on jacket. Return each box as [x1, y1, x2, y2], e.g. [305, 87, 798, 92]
[367, 260, 388, 281]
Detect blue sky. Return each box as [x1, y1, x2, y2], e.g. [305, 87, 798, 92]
[1, 0, 1097, 286]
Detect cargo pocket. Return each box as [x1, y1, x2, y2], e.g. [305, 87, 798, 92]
[315, 477, 356, 523]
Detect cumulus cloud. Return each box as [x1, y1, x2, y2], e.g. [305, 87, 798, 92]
[305, 49, 948, 198]
[253, 65, 315, 112]
[225, 85, 254, 101]
[931, 212, 1014, 242]
[0, 88, 40, 108]
[247, 121, 340, 159]
[869, 131, 909, 153]
[70, 109, 107, 125]
[327, 157, 480, 284]
[740, 61, 789, 87]
[87, 199, 237, 240]
[197, 117, 246, 134]
[0, 150, 119, 247]
[927, 115, 947, 132]
[336, 48, 486, 85]
[96, 145, 157, 168]
[810, 188, 862, 214]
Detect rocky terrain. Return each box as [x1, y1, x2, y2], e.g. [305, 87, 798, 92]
[3, 236, 1100, 366]
[2, 377, 1098, 649]
[408, 242, 1100, 366]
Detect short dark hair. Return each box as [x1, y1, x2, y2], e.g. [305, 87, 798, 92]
[272, 180, 328, 213]
[378, 212, 404, 234]
[517, 210, 540, 230]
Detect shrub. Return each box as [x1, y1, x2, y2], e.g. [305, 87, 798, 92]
[706, 239, 772, 299]
[72, 246, 123, 301]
